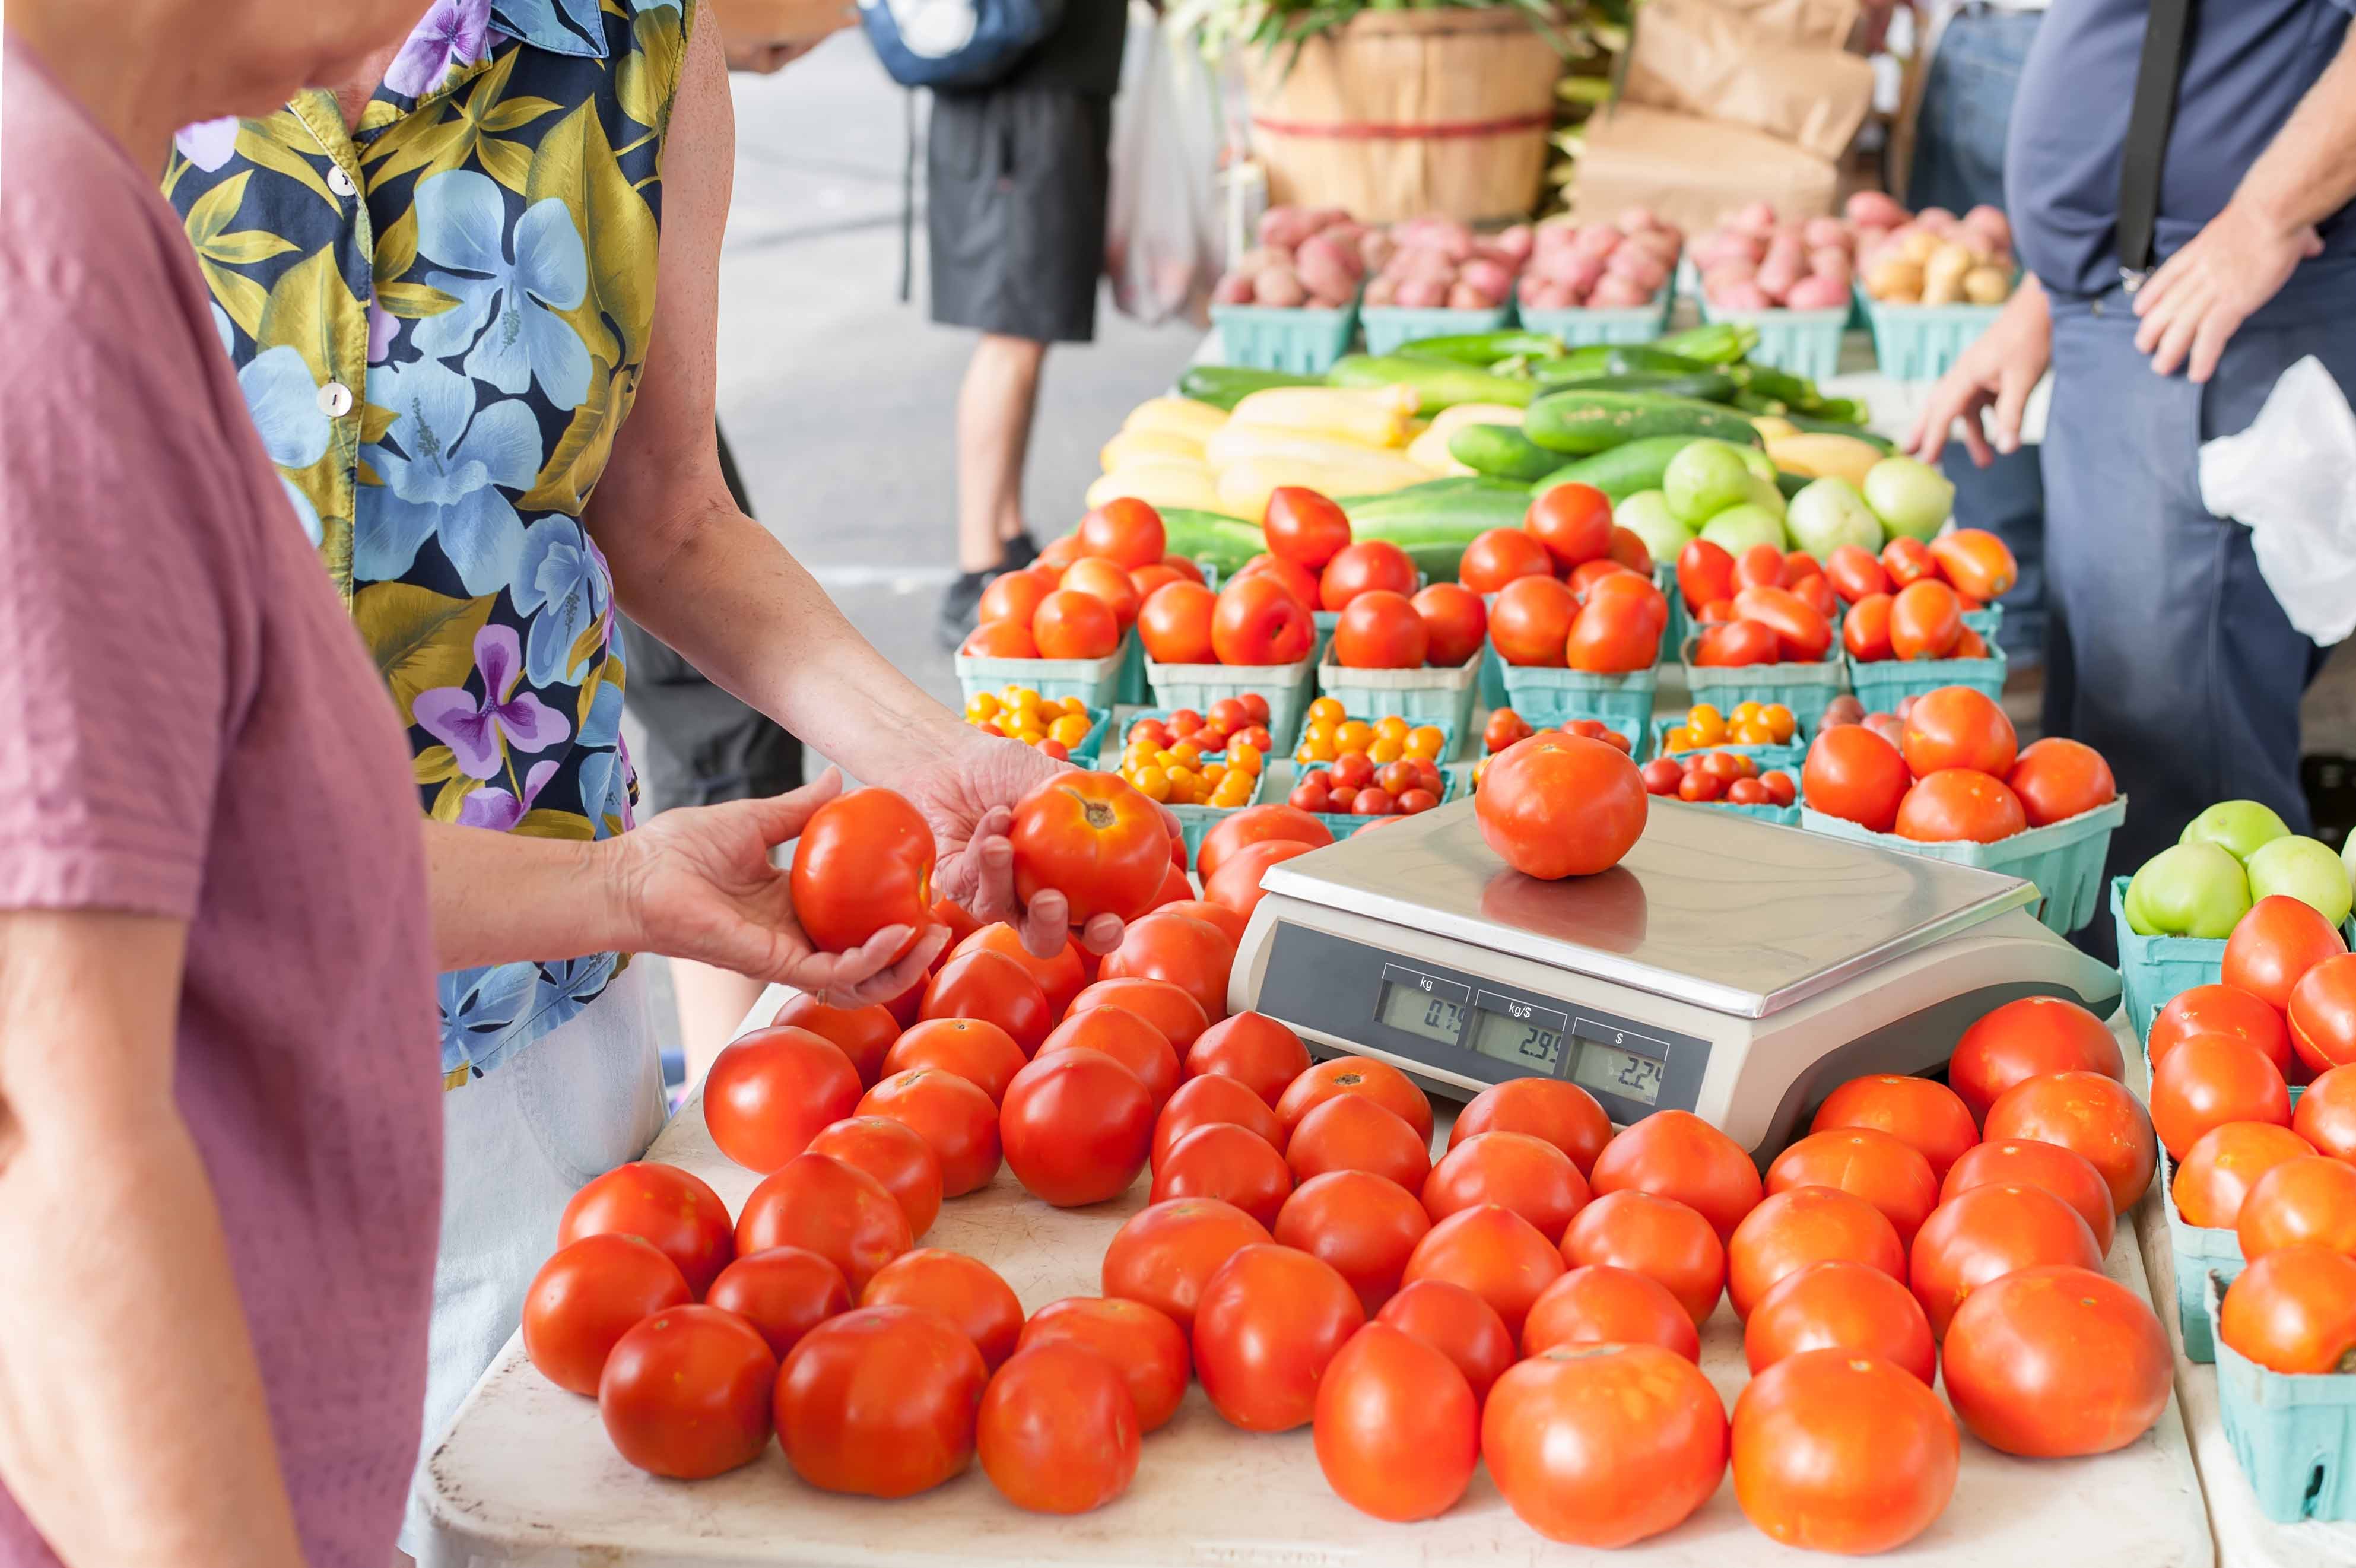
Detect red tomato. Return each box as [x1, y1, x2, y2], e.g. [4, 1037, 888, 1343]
[1732, 543, 1783, 591]
[1882, 537, 1937, 587]
[1449, 1078, 1611, 1175]
[1185, 1010, 1311, 1107]
[1460, 526, 1556, 594]
[770, 994, 900, 1088]
[2237, 1156, 2356, 1261]
[1411, 582, 1488, 667]
[1264, 485, 1352, 569]
[1488, 575, 1578, 667]
[1128, 563, 1186, 602]
[879, 1017, 1026, 1107]
[1608, 525, 1655, 574]
[1100, 910, 1236, 1024]
[1929, 528, 2018, 600]
[734, 1151, 913, 1293]
[1010, 771, 1170, 927]
[1158, 897, 1250, 950]
[922, 948, 1052, 1053]
[1589, 1109, 1763, 1243]
[1332, 588, 1429, 669]
[1842, 592, 1894, 661]
[558, 1161, 735, 1297]
[858, 1067, 1004, 1196]
[701, 1026, 863, 1175]
[1402, 1204, 1565, 1337]
[1790, 571, 1839, 618]
[1372, 1278, 1513, 1406]
[1675, 539, 1737, 613]
[1195, 803, 1332, 883]
[1909, 1182, 2101, 1338]
[1811, 1075, 1978, 1182]
[1525, 481, 1614, 569]
[1824, 542, 1890, 605]
[1941, 1139, 2116, 1252]
[804, 1119, 939, 1242]
[1193, 1243, 1366, 1431]
[1313, 1322, 1479, 1522]
[1693, 618, 1782, 666]
[1138, 580, 1217, 663]
[1476, 732, 1647, 879]
[1272, 1169, 1432, 1313]
[2220, 1246, 2356, 1373]
[1060, 557, 1143, 630]
[1887, 579, 1963, 659]
[2296, 1065, 2356, 1160]
[1726, 1185, 1906, 1318]
[1151, 1122, 1293, 1227]
[1896, 769, 2028, 842]
[2151, 1037, 2293, 1159]
[1764, 1128, 1939, 1249]
[976, 1342, 1141, 1515]
[1744, 1259, 1936, 1383]
[1944, 1265, 2171, 1453]
[1566, 585, 1665, 673]
[1900, 685, 2017, 776]
[1033, 588, 1120, 659]
[2290, 951, 2356, 1074]
[598, 1305, 776, 1479]
[1319, 540, 1418, 613]
[705, 1246, 852, 1361]
[1204, 839, 1316, 923]
[1524, 1264, 1700, 1360]
[2151, 983, 2294, 1075]
[1558, 1189, 1726, 1326]
[788, 786, 933, 956]
[1567, 558, 1634, 598]
[2173, 1121, 2315, 1227]
[1983, 1069, 2158, 1211]
[1236, 551, 1322, 609]
[1037, 1005, 1181, 1107]
[776, 1304, 988, 1496]
[1421, 1131, 1590, 1242]
[1948, 995, 2126, 1125]
[2005, 737, 2117, 826]
[1732, 1348, 1957, 1553]
[523, 1233, 694, 1396]
[1275, 1054, 1435, 1142]
[977, 567, 1055, 628]
[861, 1248, 1024, 1370]
[963, 620, 1037, 658]
[1153, 1072, 1286, 1167]
[1287, 1094, 1431, 1192]
[1101, 1196, 1271, 1334]
[1018, 1296, 1191, 1432]
[2226, 894, 2351, 1014]
[1212, 573, 1315, 665]
[1078, 497, 1166, 569]
[1731, 583, 1833, 661]
[999, 1050, 1154, 1207]
[1482, 1344, 1728, 1547]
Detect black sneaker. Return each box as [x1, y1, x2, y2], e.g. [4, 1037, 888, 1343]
[1001, 530, 1041, 571]
[935, 533, 1044, 652]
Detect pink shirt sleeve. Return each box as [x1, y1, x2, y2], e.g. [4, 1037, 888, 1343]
[0, 249, 261, 921]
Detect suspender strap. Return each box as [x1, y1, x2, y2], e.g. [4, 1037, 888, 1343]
[2118, 0, 2196, 284]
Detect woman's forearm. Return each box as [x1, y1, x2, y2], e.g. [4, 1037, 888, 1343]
[420, 819, 637, 971]
[0, 912, 308, 1568]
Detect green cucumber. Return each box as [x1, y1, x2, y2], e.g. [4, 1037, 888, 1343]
[1326, 354, 1536, 413]
[1602, 346, 1720, 378]
[1447, 422, 1561, 482]
[1524, 391, 1761, 455]
[1339, 478, 1533, 579]
[1395, 330, 1566, 367]
[1533, 344, 1618, 382]
[1528, 434, 1700, 503]
[1158, 509, 1264, 577]
[1177, 365, 1318, 411]
[1562, 370, 1739, 402]
[1655, 322, 1760, 365]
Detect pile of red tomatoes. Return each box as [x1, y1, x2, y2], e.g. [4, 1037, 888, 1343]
[1802, 685, 2116, 843]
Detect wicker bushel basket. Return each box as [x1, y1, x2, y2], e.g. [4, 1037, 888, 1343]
[1240, 9, 1564, 225]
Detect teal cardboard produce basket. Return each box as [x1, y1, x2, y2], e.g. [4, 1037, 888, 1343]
[1156, 767, 1269, 866]
[1846, 645, 2008, 715]
[1963, 603, 2004, 640]
[2208, 1271, 2356, 1522]
[1316, 651, 1481, 734]
[2110, 876, 2356, 1037]
[1799, 796, 2126, 935]
[1681, 637, 1848, 730]
[1649, 716, 1803, 776]
[1697, 300, 1848, 381]
[1516, 293, 1673, 348]
[1360, 303, 1511, 356]
[956, 645, 1124, 710]
[2161, 1142, 2248, 1364]
[1145, 652, 1316, 754]
[1859, 291, 2004, 383]
[1308, 769, 1459, 843]
[1497, 659, 1656, 750]
[1209, 300, 1359, 373]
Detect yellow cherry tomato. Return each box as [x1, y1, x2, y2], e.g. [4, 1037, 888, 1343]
[1663, 725, 1697, 753]
[1374, 715, 1411, 741]
[1308, 696, 1345, 726]
[1732, 700, 1763, 725]
[1015, 728, 1047, 747]
[1406, 726, 1445, 758]
[1733, 720, 1776, 745]
[1202, 761, 1227, 786]
[1763, 703, 1798, 742]
[968, 693, 1002, 722]
[1370, 736, 1405, 764]
[1336, 720, 1376, 754]
[1049, 713, 1094, 747]
[1305, 735, 1338, 763]
[1230, 741, 1263, 775]
[1686, 705, 1726, 745]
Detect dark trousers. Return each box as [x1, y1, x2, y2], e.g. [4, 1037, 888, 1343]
[2041, 290, 2343, 958]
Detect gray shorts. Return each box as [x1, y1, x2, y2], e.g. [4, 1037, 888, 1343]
[928, 88, 1113, 344]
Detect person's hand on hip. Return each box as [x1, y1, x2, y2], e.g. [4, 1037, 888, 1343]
[1909, 277, 2052, 466]
[2132, 201, 2323, 383]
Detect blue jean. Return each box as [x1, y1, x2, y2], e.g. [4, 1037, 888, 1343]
[1909, 8, 2048, 669]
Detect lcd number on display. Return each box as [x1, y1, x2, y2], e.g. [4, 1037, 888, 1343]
[1377, 980, 1465, 1045]
[1573, 1038, 1665, 1106]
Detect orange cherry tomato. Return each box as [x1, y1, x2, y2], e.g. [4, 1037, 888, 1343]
[1402, 1203, 1565, 1338]
[1273, 1169, 1432, 1314]
[1908, 1182, 2101, 1338]
[1948, 995, 2126, 1125]
[1764, 1128, 1939, 1249]
[1523, 1264, 1700, 1360]
[1312, 1322, 1480, 1522]
[734, 1151, 913, 1294]
[775, 1304, 987, 1497]
[558, 1161, 735, 1297]
[858, 1066, 1004, 1197]
[1421, 1131, 1590, 1242]
[1193, 1243, 1366, 1432]
[1983, 1069, 2158, 1211]
[1018, 1296, 1190, 1432]
[1732, 1348, 1957, 1553]
[524, 1234, 694, 1396]
[598, 1306, 777, 1480]
[1373, 1278, 1513, 1404]
[2219, 1245, 2356, 1373]
[1100, 1196, 1271, 1335]
[1940, 1138, 2115, 1253]
[1481, 1344, 1728, 1548]
[1944, 1265, 2172, 1453]
[705, 1246, 852, 1361]
[1589, 1109, 1763, 1243]
[1743, 1258, 1935, 1383]
[1811, 1074, 1978, 1182]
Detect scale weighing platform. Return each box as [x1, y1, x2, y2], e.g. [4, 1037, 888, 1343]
[1231, 798, 2122, 1158]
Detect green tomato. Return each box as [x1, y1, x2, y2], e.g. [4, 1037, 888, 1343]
[1614, 489, 1693, 564]
[1663, 440, 1757, 528]
[2123, 841, 2252, 938]
[1697, 503, 1789, 556]
[1785, 477, 1882, 557]
[2246, 835, 2354, 928]
[1862, 456, 1955, 541]
[2181, 799, 2292, 864]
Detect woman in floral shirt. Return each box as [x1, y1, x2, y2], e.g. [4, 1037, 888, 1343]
[165, 0, 1118, 1544]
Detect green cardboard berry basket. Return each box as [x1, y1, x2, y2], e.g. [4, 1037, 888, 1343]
[956, 645, 1124, 710]
[1062, 707, 1112, 766]
[1516, 291, 1674, 348]
[1798, 796, 2128, 935]
[1361, 303, 1511, 356]
[1846, 644, 2009, 715]
[1210, 300, 1360, 374]
[1145, 652, 1317, 757]
[1653, 563, 1693, 667]
[1649, 715, 1805, 776]
[1963, 603, 2004, 640]
[1285, 713, 1460, 767]
[2110, 877, 2356, 1039]
[2206, 1269, 2356, 1522]
[1859, 290, 2005, 383]
[1497, 658, 1656, 750]
[2161, 1140, 2250, 1364]
[1696, 299, 1848, 381]
[1316, 649, 1481, 734]
[1680, 636, 1848, 731]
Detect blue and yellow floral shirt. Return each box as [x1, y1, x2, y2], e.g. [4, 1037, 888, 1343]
[166, 0, 694, 1086]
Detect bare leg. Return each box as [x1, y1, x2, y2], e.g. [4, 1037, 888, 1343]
[671, 960, 769, 1088]
[954, 332, 1049, 572]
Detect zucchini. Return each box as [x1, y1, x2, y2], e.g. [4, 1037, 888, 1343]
[1603, 346, 1720, 378]
[1561, 370, 1739, 403]
[1655, 322, 1760, 366]
[1177, 365, 1318, 411]
[1158, 508, 1265, 577]
[1339, 477, 1533, 579]
[1726, 361, 1819, 410]
[1447, 423, 1561, 483]
[1528, 434, 1699, 503]
[1524, 391, 1762, 455]
[1533, 344, 1617, 382]
[1327, 354, 1536, 414]
[1395, 330, 1566, 367]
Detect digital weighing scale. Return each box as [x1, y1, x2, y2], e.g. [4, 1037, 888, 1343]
[1230, 798, 2122, 1160]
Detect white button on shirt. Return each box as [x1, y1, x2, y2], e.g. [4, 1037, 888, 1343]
[326, 164, 359, 198]
[317, 380, 354, 418]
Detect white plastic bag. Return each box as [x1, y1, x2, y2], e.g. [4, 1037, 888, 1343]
[1106, 2, 1222, 328]
[2199, 356, 2356, 646]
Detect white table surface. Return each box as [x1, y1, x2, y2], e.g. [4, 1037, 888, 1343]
[420, 982, 2212, 1568]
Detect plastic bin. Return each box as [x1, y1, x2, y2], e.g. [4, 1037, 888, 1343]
[1308, 769, 1459, 843]
[1681, 637, 1848, 730]
[1360, 304, 1511, 357]
[1695, 300, 1849, 381]
[1146, 653, 1317, 755]
[1317, 651, 1482, 734]
[1516, 293, 1674, 348]
[1649, 716, 1804, 776]
[955, 646, 1124, 710]
[2207, 1271, 2356, 1522]
[1210, 301, 1360, 374]
[1497, 659, 1656, 747]
[1846, 645, 2009, 715]
[1799, 796, 2128, 935]
[1859, 291, 2004, 383]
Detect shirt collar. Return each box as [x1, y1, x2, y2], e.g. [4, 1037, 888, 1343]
[490, 0, 614, 59]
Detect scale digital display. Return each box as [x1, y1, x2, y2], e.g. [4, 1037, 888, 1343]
[1377, 980, 1465, 1045]
[1471, 1005, 1564, 1072]
[1572, 1039, 1666, 1105]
